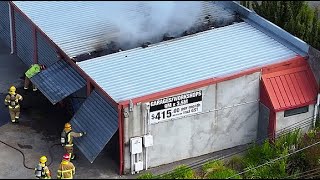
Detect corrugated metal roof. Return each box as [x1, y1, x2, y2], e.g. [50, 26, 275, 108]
[12, 1, 235, 58]
[77, 22, 298, 102]
[71, 90, 118, 163]
[30, 60, 86, 104]
[262, 63, 318, 111]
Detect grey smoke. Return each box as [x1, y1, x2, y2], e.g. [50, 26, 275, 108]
[97, 1, 203, 50]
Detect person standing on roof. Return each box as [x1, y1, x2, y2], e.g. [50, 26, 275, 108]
[4, 86, 23, 123]
[34, 156, 51, 179]
[24, 64, 46, 91]
[61, 122, 86, 160]
[57, 153, 76, 179]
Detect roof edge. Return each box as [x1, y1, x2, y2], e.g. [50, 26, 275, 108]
[217, 1, 309, 56]
[119, 55, 304, 108]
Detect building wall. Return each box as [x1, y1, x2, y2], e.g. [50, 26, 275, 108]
[37, 32, 60, 67]
[276, 104, 315, 134]
[0, 1, 10, 48]
[123, 71, 261, 172]
[14, 8, 33, 67]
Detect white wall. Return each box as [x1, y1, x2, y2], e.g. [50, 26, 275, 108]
[123, 72, 261, 173]
[276, 104, 315, 134]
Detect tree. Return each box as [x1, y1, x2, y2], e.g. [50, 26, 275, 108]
[244, 1, 320, 50]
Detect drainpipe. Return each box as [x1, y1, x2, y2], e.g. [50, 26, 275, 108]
[8, 2, 14, 54]
[144, 103, 150, 170]
[313, 93, 320, 128]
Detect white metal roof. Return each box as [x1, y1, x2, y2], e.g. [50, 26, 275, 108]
[13, 1, 235, 57]
[77, 22, 298, 102]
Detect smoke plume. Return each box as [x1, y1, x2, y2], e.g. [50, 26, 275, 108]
[97, 1, 203, 50]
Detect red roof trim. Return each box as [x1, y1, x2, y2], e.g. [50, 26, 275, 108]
[119, 55, 304, 107]
[262, 61, 318, 112]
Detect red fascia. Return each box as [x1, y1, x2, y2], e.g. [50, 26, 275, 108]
[117, 104, 124, 176]
[119, 55, 304, 108]
[9, 2, 118, 108]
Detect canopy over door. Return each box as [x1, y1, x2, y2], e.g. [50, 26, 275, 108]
[30, 60, 86, 104]
[70, 90, 118, 163]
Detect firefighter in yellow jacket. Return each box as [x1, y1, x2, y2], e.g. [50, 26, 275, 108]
[35, 156, 51, 179]
[57, 153, 76, 179]
[61, 123, 86, 160]
[4, 86, 23, 123]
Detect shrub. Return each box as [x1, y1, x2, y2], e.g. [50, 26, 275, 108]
[226, 155, 245, 172]
[160, 165, 195, 179]
[242, 140, 289, 179]
[202, 160, 242, 179]
[137, 172, 155, 179]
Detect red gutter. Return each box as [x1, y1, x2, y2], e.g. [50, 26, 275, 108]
[10, 3, 16, 54]
[33, 27, 38, 64]
[117, 105, 124, 176]
[86, 81, 92, 97]
[119, 55, 305, 108]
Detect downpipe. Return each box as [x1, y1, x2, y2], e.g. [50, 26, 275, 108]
[313, 93, 320, 128]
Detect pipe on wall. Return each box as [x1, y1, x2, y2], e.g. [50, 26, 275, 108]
[8, 2, 15, 54]
[313, 93, 320, 127]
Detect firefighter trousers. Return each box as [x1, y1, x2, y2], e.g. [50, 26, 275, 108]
[24, 76, 37, 90]
[64, 146, 75, 159]
[9, 107, 20, 122]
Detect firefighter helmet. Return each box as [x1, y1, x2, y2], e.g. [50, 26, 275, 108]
[39, 156, 47, 163]
[63, 153, 70, 161]
[64, 123, 72, 130]
[9, 86, 16, 95]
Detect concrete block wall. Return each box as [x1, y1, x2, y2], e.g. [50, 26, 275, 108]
[123, 71, 261, 172]
[276, 104, 315, 135]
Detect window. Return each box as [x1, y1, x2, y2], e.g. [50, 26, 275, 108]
[284, 106, 309, 117]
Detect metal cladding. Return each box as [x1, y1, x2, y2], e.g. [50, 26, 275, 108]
[30, 60, 86, 105]
[15, 9, 33, 67]
[262, 64, 318, 111]
[70, 90, 118, 163]
[12, 1, 235, 58]
[77, 22, 298, 103]
[0, 1, 10, 48]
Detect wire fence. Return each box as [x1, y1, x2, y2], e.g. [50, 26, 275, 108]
[151, 115, 317, 178]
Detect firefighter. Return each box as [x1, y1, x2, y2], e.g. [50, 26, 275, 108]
[34, 156, 51, 179]
[57, 153, 76, 179]
[24, 64, 46, 91]
[4, 86, 23, 123]
[61, 123, 86, 160]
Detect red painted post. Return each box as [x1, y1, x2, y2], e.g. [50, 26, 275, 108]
[117, 105, 124, 176]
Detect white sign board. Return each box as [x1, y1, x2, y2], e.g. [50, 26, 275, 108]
[149, 90, 202, 124]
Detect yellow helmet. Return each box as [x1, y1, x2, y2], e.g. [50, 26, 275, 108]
[9, 86, 16, 95]
[39, 156, 47, 163]
[64, 123, 72, 130]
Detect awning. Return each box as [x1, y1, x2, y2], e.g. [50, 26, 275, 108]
[262, 64, 318, 111]
[30, 60, 86, 104]
[70, 90, 118, 163]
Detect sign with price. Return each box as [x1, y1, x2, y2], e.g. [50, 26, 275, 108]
[149, 90, 202, 124]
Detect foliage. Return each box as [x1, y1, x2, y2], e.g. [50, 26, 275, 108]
[242, 139, 289, 179]
[300, 129, 320, 170]
[274, 129, 301, 152]
[137, 172, 155, 179]
[226, 155, 245, 172]
[202, 160, 241, 179]
[240, 1, 320, 50]
[159, 165, 195, 179]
